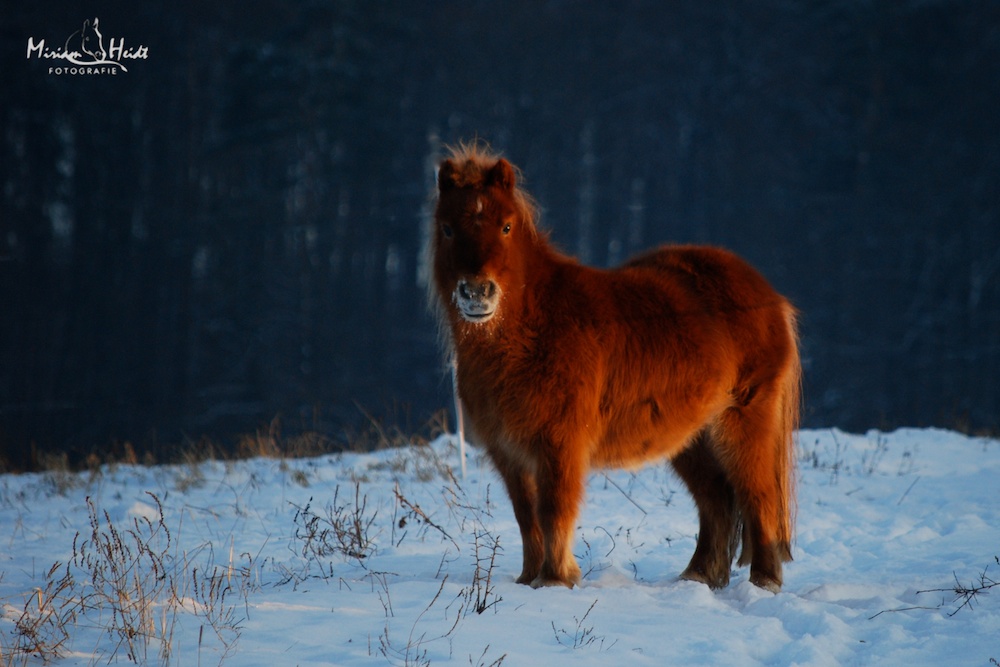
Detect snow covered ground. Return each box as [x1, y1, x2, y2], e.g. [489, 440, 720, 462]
[1, 428, 997, 666]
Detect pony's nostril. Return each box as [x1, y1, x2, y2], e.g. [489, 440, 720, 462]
[458, 279, 496, 302]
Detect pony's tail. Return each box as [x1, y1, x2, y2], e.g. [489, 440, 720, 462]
[775, 305, 801, 561]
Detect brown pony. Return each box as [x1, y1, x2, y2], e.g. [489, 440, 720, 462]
[429, 143, 800, 592]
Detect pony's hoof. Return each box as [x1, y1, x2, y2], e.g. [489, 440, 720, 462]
[679, 566, 729, 590]
[749, 572, 782, 593]
[529, 576, 575, 589]
[514, 572, 538, 586]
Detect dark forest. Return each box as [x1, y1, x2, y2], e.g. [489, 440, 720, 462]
[2, 2, 998, 469]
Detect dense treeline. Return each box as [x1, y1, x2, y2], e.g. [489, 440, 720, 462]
[2, 2, 998, 469]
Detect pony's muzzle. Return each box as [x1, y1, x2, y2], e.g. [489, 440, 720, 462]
[454, 278, 500, 322]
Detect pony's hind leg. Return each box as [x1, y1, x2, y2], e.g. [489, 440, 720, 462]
[714, 389, 792, 593]
[671, 432, 740, 589]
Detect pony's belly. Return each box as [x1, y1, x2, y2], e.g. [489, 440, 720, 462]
[593, 424, 694, 469]
[592, 390, 732, 469]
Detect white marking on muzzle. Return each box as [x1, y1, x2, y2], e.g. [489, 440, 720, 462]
[453, 278, 500, 323]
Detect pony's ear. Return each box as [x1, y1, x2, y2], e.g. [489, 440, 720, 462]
[487, 159, 516, 191]
[437, 159, 458, 193]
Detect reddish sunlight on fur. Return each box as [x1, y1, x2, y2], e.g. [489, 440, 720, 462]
[429, 142, 801, 592]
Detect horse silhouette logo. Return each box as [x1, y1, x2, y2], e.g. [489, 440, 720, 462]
[65, 18, 107, 62]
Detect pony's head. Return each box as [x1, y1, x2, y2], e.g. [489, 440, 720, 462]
[432, 144, 540, 330]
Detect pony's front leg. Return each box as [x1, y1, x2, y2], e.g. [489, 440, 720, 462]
[492, 455, 544, 584]
[531, 448, 585, 588]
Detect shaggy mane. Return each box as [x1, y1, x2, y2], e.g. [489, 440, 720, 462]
[440, 141, 541, 238]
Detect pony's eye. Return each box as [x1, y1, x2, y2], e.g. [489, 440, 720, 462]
[442, 224, 453, 238]
[502, 223, 512, 235]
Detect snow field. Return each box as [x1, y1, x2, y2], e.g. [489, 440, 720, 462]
[0, 428, 997, 666]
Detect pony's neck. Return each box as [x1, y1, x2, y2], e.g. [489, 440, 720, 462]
[503, 236, 569, 327]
